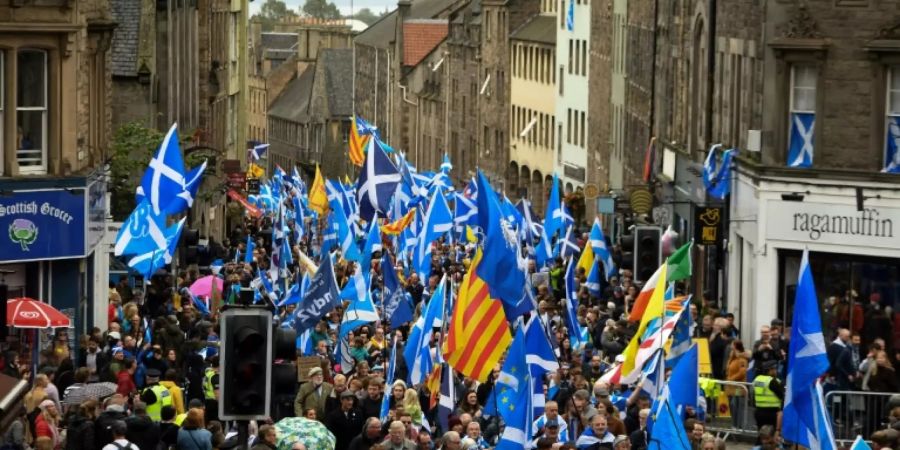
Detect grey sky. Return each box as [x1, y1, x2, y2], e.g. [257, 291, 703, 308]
[249, 0, 396, 16]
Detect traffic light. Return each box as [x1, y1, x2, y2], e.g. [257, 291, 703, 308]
[271, 327, 298, 421]
[219, 308, 272, 420]
[633, 226, 662, 283]
[181, 229, 200, 265]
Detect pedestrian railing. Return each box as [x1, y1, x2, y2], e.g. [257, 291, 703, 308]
[701, 380, 758, 440]
[825, 390, 895, 446]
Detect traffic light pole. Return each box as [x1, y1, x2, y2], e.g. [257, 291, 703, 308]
[236, 420, 249, 450]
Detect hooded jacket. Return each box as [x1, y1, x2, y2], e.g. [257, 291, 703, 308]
[125, 414, 161, 450]
[65, 413, 95, 450]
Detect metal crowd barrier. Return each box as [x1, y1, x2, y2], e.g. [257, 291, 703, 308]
[701, 380, 758, 440]
[825, 390, 896, 446]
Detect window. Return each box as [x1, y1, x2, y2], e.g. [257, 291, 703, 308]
[886, 66, 900, 169]
[17, 49, 48, 173]
[567, 109, 572, 144]
[568, 40, 574, 74]
[581, 39, 588, 76]
[559, 67, 564, 95]
[787, 64, 817, 168]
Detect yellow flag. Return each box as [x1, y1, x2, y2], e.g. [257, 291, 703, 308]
[465, 225, 477, 243]
[577, 244, 594, 274]
[620, 263, 667, 376]
[308, 165, 329, 215]
[247, 163, 265, 178]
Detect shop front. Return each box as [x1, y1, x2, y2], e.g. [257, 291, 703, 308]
[727, 171, 900, 347]
[0, 176, 107, 336]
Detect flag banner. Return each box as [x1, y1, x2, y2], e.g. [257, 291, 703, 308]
[293, 254, 341, 333]
[788, 112, 815, 168]
[227, 188, 263, 218]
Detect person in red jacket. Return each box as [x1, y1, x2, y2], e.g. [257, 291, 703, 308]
[34, 399, 61, 449]
[116, 359, 137, 397]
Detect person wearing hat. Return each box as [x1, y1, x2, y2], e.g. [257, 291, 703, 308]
[140, 368, 173, 422]
[325, 390, 364, 450]
[533, 401, 569, 443]
[101, 420, 139, 450]
[751, 360, 784, 431]
[295, 367, 333, 420]
[612, 435, 631, 450]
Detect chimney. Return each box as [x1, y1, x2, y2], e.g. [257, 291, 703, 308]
[396, 0, 412, 68]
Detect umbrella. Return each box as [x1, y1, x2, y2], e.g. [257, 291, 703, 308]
[274, 417, 336, 450]
[61, 382, 117, 405]
[6, 298, 71, 328]
[189, 275, 224, 299]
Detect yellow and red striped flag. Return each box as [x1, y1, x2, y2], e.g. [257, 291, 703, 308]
[425, 364, 442, 409]
[381, 209, 416, 235]
[443, 249, 512, 382]
[348, 115, 370, 167]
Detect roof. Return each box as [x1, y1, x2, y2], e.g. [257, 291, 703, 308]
[510, 14, 556, 45]
[403, 20, 448, 66]
[354, 0, 458, 49]
[261, 32, 298, 51]
[319, 48, 354, 117]
[109, 0, 140, 77]
[268, 64, 315, 122]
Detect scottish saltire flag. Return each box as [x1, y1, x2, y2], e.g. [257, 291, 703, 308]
[115, 200, 169, 257]
[590, 218, 617, 280]
[438, 362, 455, 431]
[210, 259, 223, 275]
[850, 436, 872, 450]
[516, 199, 541, 242]
[884, 117, 900, 173]
[647, 397, 691, 450]
[666, 296, 693, 368]
[327, 194, 362, 262]
[339, 266, 378, 338]
[415, 190, 453, 280]
[247, 141, 269, 161]
[501, 196, 524, 231]
[649, 344, 698, 434]
[440, 153, 453, 173]
[534, 226, 553, 267]
[783, 249, 835, 450]
[357, 137, 401, 222]
[297, 328, 314, 355]
[563, 257, 585, 350]
[524, 317, 559, 376]
[127, 218, 186, 278]
[566, 0, 574, 31]
[702, 144, 736, 200]
[405, 274, 446, 385]
[320, 214, 338, 254]
[585, 261, 601, 297]
[380, 339, 398, 420]
[475, 171, 526, 307]
[453, 193, 478, 236]
[543, 174, 565, 240]
[138, 124, 187, 215]
[788, 112, 815, 168]
[360, 219, 382, 264]
[559, 226, 580, 259]
[640, 349, 665, 401]
[190, 292, 211, 317]
[166, 159, 207, 216]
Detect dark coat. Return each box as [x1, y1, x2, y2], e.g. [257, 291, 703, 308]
[348, 433, 383, 450]
[125, 414, 161, 450]
[325, 407, 365, 450]
[94, 409, 128, 449]
[64, 413, 95, 450]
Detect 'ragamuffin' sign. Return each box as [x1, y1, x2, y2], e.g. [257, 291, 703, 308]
[766, 200, 899, 251]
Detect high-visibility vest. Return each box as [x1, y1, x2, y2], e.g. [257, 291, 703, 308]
[145, 384, 173, 421]
[752, 375, 780, 409]
[699, 377, 721, 398]
[203, 368, 217, 400]
[174, 412, 187, 426]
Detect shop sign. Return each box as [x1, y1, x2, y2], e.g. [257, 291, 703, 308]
[0, 189, 86, 262]
[767, 200, 900, 251]
[694, 206, 723, 245]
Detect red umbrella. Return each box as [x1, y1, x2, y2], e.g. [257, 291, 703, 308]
[6, 297, 71, 328]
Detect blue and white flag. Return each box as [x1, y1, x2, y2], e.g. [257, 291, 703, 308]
[884, 117, 900, 173]
[589, 218, 617, 280]
[563, 257, 585, 350]
[559, 226, 580, 259]
[405, 274, 446, 385]
[293, 253, 341, 334]
[850, 435, 872, 450]
[415, 190, 453, 280]
[115, 200, 169, 257]
[297, 328, 314, 355]
[475, 171, 526, 308]
[247, 141, 269, 161]
[210, 259, 224, 276]
[438, 362, 455, 432]
[127, 218, 186, 278]
[380, 339, 398, 420]
[339, 265, 378, 338]
[543, 174, 565, 240]
[336, 335, 354, 374]
[702, 145, 736, 200]
[516, 199, 541, 242]
[783, 249, 835, 450]
[666, 296, 693, 368]
[647, 397, 690, 450]
[453, 193, 478, 236]
[585, 261, 601, 297]
[495, 327, 535, 450]
[356, 138, 401, 222]
[360, 219, 383, 264]
[788, 112, 815, 168]
[649, 344, 698, 435]
[383, 253, 413, 327]
[320, 213, 338, 254]
[327, 194, 362, 262]
[566, 0, 574, 31]
[640, 349, 665, 402]
[137, 124, 187, 216]
[524, 316, 559, 376]
[440, 153, 453, 173]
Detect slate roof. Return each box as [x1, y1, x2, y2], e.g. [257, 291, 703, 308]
[319, 48, 353, 117]
[268, 64, 315, 123]
[261, 32, 298, 51]
[510, 14, 557, 45]
[354, 0, 458, 49]
[403, 20, 448, 67]
[109, 0, 140, 77]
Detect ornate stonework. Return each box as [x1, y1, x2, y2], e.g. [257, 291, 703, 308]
[779, 3, 822, 39]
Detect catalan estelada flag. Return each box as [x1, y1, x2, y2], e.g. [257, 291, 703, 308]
[425, 364, 442, 409]
[381, 208, 416, 235]
[349, 115, 370, 167]
[308, 165, 329, 215]
[443, 248, 511, 382]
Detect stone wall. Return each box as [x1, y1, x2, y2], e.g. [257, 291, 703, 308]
[588, 0, 612, 211]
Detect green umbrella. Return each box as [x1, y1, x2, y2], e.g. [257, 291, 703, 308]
[274, 417, 336, 450]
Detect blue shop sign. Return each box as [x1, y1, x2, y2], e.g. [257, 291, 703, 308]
[0, 189, 86, 262]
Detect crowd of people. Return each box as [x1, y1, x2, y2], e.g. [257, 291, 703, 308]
[1, 212, 899, 450]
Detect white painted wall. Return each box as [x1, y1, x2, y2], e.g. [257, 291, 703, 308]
[555, 0, 590, 189]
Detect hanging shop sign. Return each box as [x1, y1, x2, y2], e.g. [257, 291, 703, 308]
[0, 189, 87, 262]
[694, 206, 723, 246]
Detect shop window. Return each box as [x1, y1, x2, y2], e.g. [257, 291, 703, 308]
[17, 49, 48, 174]
[886, 66, 900, 170]
[787, 64, 817, 168]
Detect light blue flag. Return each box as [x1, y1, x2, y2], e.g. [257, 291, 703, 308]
[440, 153, 453, 173]
[164, 159, 207, 216]
[788, 112, 815, 168]
[666, 297, 693, 368]
[475, 171, 526, 308]
[702, 145, 736, 200]
[585, 260, 601, 297]
[534, 225, 553, 267]
[328, 194, 362, 262]
[647, 397, 691, 450]
[210, 259, 224, 275]
[321, 213, 338, 254]
[361, 219, 383, 264]
[143, 318, 152, 345]
[851, 436, 872, 450]
[564, 257, 585, 350]
[404, 274, 446, 385]
[296, 328, 314, 355]
[516, 199, 541, 243]
[383, 253, 414, 327]
[453, 193, 478, 236]
[127, 218, 185, 278]
[543, 174, 564, 240]
[589, 218, 617, 280]
[885, 117, 900, 173]
[114, 199, 169, 257]
[136, 123, 186, 216]
[783, 249, 834, 450]
[524, 316, 559, 377]
[501, 196, 524, 231]
[380, 339, 398, 420]
[415, 190, 453, 280]
[640, 349, 665, 402]
[649, 344, 698, 435]
[356, 138, 401, 222]
[496, 324, 529, 424]
[566, 0, 574, 31]
[339, 265, 379, 338]
[244, 235, 255, 263]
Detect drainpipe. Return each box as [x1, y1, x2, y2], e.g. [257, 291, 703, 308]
[400, 83, 419, 165]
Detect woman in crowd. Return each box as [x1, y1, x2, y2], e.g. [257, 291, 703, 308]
[33, 400, 61, 450]
[177, 408, 213, 450]
[725, 339, 749, 428]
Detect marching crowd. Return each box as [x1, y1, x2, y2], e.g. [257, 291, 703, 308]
[1, 215, 899, 450]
